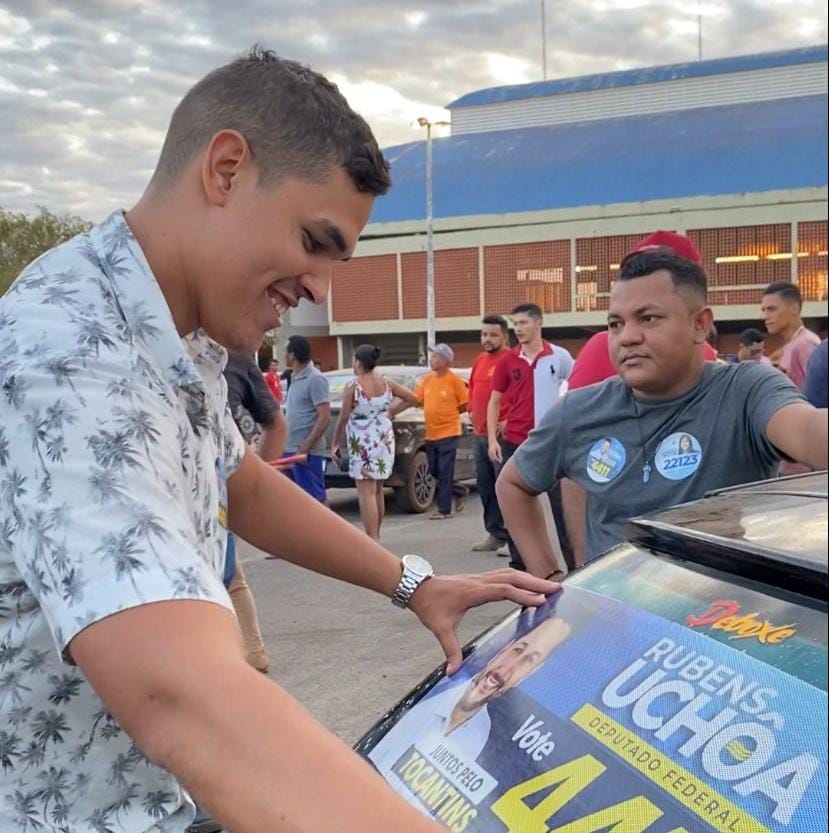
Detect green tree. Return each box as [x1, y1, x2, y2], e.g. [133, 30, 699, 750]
[0, 206, 92, 297]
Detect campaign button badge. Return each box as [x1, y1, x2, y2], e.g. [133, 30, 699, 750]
[655, 432, 703, 481]
[586, 437, 626, 483]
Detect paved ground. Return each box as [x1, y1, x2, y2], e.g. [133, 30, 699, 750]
[237, 487, 516, 745]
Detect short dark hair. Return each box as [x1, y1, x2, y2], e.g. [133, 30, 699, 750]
[354, 343, 382, 371]
[482, 314, 509, 335]
[511, 303, 543, 320]
[152, 45, 391, 196]
[619, 251, 708, 304]
[286, 334, 311, 364]
[763, 281, 803, 309]
[739, 328, 766, 347]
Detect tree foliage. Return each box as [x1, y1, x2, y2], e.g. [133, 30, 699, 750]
[1, 206, 92, 297]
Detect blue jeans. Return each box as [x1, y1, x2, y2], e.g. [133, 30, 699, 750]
[473, 435, 507, 541]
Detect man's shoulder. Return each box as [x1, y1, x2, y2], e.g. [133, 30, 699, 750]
[799, 328, 821, 346]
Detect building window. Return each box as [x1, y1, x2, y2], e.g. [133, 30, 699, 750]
[575, 234, 649, 312]
[688, 225, 791, 306]
[798, 221, 828, 301]
[483, 241, 571, 314]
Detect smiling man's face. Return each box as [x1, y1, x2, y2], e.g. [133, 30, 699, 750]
[189, 165, 373, 353]
[456, 617, 571, 712]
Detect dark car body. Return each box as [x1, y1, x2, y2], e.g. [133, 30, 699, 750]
[356, 472, 828, 833]
[322, 366, 475, 512]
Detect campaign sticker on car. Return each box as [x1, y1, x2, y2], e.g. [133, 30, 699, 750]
[365, 587, 827, 833]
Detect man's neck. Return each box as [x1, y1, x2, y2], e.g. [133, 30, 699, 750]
[126, 192, 197, 337]
[292, 360, 310, 374]
[781, 319, 804, 344]
[631, 361, 706, 401]
[519, 338, 544, 360]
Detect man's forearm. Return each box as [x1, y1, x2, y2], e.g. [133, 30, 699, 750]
[163, 665, 441, 833]
[74, 604, 442, 833]
[496, 460, 559, 578]
[259, 413, 287, 462]
[229, 452, 402, 596]
[486, 398, 500, 442]
[300, 413, 331, 453]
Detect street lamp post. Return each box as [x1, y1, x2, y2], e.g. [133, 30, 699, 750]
[417, 116, 449, 350]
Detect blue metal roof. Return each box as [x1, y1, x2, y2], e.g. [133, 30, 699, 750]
[370, 94, 827, 225]
[447, 45, 828, 109]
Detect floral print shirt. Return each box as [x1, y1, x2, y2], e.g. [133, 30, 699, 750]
[0, 211, 244, 832]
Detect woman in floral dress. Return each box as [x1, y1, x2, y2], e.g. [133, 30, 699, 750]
[331, 344, 416, 540]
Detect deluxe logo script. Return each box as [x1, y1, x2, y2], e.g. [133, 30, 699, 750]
[687, 599, 796, 645]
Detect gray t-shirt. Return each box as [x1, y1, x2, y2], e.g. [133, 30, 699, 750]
[285, 363, 330, 455]
[514, 361, 805, 561]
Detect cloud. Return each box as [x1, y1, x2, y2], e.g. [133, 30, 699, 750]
[0, 0, 825, 218]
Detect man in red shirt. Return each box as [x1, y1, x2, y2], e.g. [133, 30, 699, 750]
[258, 354, 284, 403]
[468, 315, 511, 552]
[487, 303, 574, 571]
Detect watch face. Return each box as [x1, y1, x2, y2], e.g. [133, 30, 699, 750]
[403, 554, 433, 578]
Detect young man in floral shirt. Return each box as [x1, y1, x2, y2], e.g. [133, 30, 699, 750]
[0, 48, 556, 833]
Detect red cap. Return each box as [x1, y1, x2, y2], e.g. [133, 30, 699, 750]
[622, 230, 702, 265]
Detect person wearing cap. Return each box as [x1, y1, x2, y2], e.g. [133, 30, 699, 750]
[412, 343, 470, 519]
[496, 245, 827, 576]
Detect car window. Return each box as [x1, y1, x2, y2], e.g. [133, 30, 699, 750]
[325, 372, 355, 405]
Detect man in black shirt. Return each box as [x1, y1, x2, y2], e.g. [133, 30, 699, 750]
[222, 353, 288, 676]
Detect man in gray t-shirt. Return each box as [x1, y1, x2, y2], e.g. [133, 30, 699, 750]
[284, 335, 331, 501]
[515, 361, 803, 560]
[498, 246, 827, 575]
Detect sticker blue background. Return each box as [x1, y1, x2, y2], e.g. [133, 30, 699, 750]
[655, 432, 703, 481]
[586, 437, 626, 483]
[373, 588, 828, 833]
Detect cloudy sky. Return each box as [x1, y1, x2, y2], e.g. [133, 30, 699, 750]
[1, 0, 826, 220]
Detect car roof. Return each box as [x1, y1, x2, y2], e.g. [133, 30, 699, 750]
[627, 471, 828, 602]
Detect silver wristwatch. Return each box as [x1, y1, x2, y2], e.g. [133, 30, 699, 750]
[391, 554, 434, 609]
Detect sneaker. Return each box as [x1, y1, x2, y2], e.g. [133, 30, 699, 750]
[472, 535, 500, 551]
[496, 543, 510, 557]
[454, 495, 466, 513]
[429, 511, 453, 520]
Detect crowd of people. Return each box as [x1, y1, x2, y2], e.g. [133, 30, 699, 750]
[0, 45, 826, 833]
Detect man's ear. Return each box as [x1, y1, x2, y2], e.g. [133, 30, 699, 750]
[201, 130, 253, 207]
[692, 306, 714, 345]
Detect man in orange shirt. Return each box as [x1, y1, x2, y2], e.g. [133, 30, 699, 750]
[414, 343, 469, 519]
[468, 315, 511, 551]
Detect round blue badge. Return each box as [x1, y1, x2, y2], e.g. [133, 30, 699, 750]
[586, 438, 626, 484]
[655, 432, 703, 481]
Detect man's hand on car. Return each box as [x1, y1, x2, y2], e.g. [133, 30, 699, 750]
[408, 569, 560, 674]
